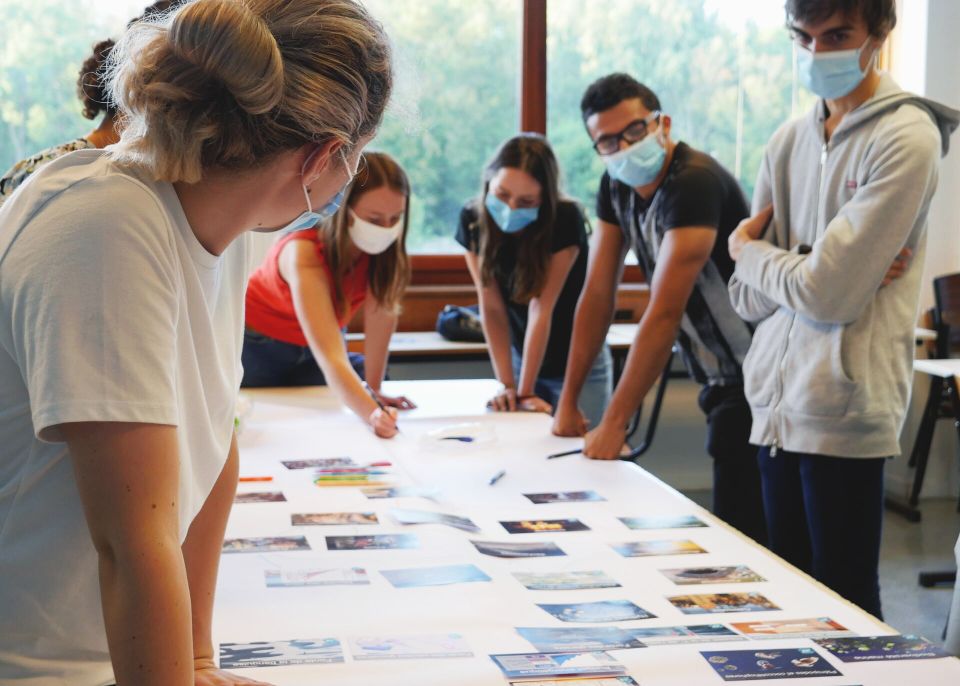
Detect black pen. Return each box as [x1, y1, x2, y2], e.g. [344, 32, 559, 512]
[488, 469, 506, 486]
[364, 383, 399, 432]
[547, 448, 583, 459]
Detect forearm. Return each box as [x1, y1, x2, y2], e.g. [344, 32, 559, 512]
[182, 434, 239, 666]
[558, 289, 614, 409]
[311, 343, 379, 421]
[101, 533, 193, 685]
[603, 309, 679, 427]
[480, 300, 517, 388]
[728, 273, 779, 323]
[363, 311, 396, 391]
[517, 301, 553, 396]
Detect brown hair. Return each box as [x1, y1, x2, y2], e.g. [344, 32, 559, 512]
[107, 0, 392, 182]
[478, 133, 561, 304]
[785, 0, 897, 38]
[77, 2, 180, 121]
[319, 152, 411, 317]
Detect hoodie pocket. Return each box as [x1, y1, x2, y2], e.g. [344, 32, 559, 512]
[742, 310, 788, 409]
[783, 318, 856, 417]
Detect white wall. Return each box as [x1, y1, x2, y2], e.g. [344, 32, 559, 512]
[887, 0, 960, 500]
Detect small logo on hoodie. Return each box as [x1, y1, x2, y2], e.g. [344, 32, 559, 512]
[845, 179, 858, 189]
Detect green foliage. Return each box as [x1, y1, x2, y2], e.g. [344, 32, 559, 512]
[1, 0, 811, 252]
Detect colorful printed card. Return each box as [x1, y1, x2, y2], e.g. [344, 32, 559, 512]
[813, 635, 950, 662]
[512, 570, 620, 591]
[218, 638, 342, 668]
[291, 512, 378, 526]
[536, 600, 655, 623]
[731, 618, 854, 640]
[222, 536, 310, 554]
[501, 519, 590, 534]
[669, 592, 780, 615]
[264, 566, 369, 587]
[388, 508, 481, 533]
[524, 491, 606, 504]
[619, 515, 707, 529]
[234, 491, 286, 503]
[348, 633, 473, 660]
[628, 624, 743, 646]
[612, 540, 705, 557]
[510, 678, 638, 686]
[702, 648, 840, 680]
[660, 565, 765, 585]
[472, 540, 566, 558]
[325, 534, 419, 551]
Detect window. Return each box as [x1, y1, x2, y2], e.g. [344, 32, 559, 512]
[547, 0, 814, 218]
[0, 0, 147, 172]
[364, 0, 521, 253]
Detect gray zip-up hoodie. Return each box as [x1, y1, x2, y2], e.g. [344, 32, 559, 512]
[729, 73, 959, 458]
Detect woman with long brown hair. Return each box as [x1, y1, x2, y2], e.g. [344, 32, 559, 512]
[457, 133, 612, 424]
[243, 151, 413, 438]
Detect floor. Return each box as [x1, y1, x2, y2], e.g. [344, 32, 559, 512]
[682, 488, 960, 645]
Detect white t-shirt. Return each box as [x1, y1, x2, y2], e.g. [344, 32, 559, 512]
[0, 150, 249, 685]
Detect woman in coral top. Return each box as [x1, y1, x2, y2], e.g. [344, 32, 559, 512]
[243, 152, 413, 437]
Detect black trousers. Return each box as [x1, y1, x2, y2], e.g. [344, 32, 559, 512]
[698, 384, 768, 546]
[757, 446, 886, 619]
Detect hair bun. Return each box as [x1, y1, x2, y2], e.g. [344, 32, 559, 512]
[169, 0, 283, 115]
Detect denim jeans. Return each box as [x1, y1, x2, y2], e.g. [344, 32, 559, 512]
[511, 345, 613, 428]
[757, 446, 886, 619]
[240, 328, 364, 388]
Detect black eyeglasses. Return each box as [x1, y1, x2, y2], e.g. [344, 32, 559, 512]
[592, 111, 661, 155]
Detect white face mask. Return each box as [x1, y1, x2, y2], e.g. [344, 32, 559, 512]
[348, 208, 403, 255]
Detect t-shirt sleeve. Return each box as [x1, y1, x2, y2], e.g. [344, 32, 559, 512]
[595, 172, 620, 225]
[658, 165, 724, 232]
[551, 201, 589, 253]
[454, 202, 480, 253]
[4, 177, 180, 442]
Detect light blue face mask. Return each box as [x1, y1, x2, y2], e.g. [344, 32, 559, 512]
[484, 191, 539, 234]
[797, 36, 875, 100]
[279, 150, 352, 233]
[602, 133, 667, 187]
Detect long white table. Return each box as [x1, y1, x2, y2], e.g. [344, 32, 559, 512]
[218, 380, 960, 685]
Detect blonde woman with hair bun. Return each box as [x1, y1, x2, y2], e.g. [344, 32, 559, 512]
[0, 1, 391, 685]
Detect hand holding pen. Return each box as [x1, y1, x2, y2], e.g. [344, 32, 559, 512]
[364, 382, 399, 438]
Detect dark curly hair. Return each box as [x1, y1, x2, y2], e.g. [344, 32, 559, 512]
[785, 0, 897, 38]
[77, 39, 117, 120]
[76, 2, 180, 120]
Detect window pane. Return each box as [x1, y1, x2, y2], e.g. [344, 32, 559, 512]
[0, 0, 153, 172]
[363, 0, 520, 253]
[548, 0, 814, 219]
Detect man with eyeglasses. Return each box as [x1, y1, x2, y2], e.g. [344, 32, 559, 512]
[727, 0, 957, 619]
[552, 73, 767, 546]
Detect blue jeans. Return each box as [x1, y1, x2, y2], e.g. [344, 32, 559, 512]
[240, 328, 365, 388]
[511, 345, 613, 428]
[757, 447, 886, 619]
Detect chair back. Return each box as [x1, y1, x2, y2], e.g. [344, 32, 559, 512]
[933, 273, 960, 357]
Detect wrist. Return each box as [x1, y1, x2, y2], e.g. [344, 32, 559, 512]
[604, 397, 634, 428]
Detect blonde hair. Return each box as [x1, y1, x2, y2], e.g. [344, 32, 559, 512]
[319, 151, 411, 316]
[107, 0, 392, 183]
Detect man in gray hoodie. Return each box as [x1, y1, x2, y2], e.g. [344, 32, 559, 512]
[728, 0, 958, 619]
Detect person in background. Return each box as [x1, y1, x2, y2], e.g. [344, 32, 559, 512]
[728, 0, 957, 618]
[553, 73, 767, 545]
[457, 133, 612, 424]
[0, 1, 392, 684]
[0, 0, 176, 205]
[243, 151, 414, 438]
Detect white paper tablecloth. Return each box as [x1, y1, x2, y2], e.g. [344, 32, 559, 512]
[217, 380, 960, 685]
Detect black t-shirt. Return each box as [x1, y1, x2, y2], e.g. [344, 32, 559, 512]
[455, 199, 588, 379]
[595, 142, 753, 385]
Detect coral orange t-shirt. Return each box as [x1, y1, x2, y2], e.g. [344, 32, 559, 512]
[245, 229, 369, 346]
